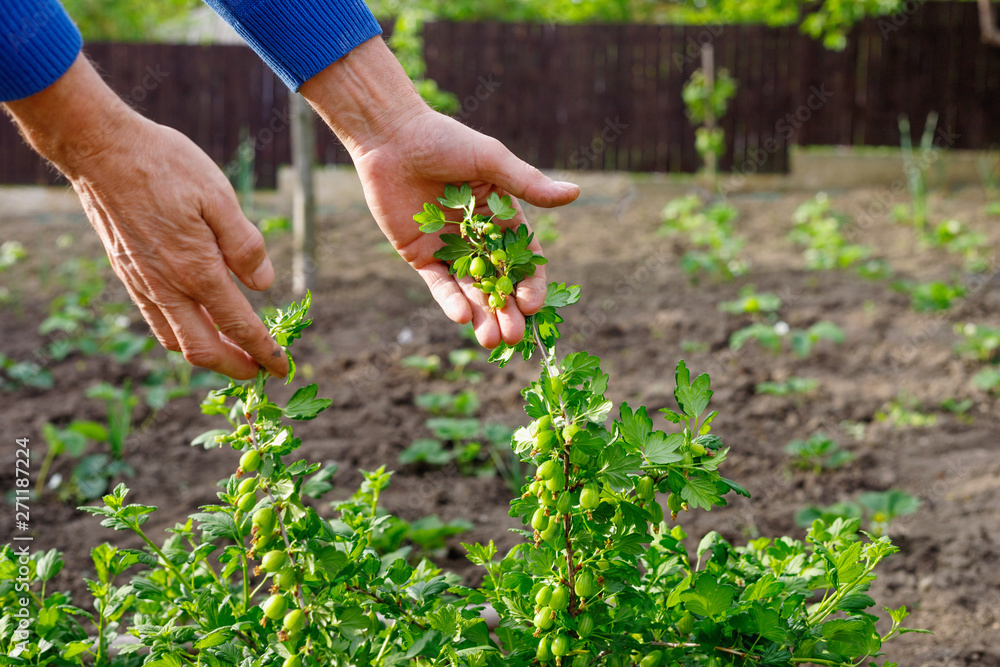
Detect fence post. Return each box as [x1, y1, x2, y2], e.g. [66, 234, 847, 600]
[290, 91, 316, 295]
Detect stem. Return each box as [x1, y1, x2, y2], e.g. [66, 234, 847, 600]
[35, 445, 58, 497]
[134, 528, 194, 593]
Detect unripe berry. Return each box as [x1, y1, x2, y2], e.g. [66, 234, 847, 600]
[470, 256, 487, 279]
[496, 276, 514, 295]
[283, 608, 305, 633]
[555, 492, 572, 515]
[531, 508, 549, 531]
[535, 584, 553, 606]
[551, 635, 570, 657]
[261, 594, 288, 620]
[548, 585, 569, 611]
[545, 469, 565, 493]
[636, 476, 655, 501]
[548, 375, 563, 395]
[283, 656, 301, 667]
[690, 442, 707, 456]
[489, 293, 506, 310]
[580, 484, 600, 510]
[237, 477, 257, 495]
[536, 635, 553, 661]
[533, 607, 554, 630]
[640, 650, 663, 667]
[237, 492, 256, 512]
[677, 611, 696, 635]
[574, 571, 597, 598]
[537, 460, 560, 480]
[540, 518, 560, 542]
[490, 249, 507, 264]
[236, 424, 251, 437]
[576, 612, 594, 638]
[536, 430, 557, 454]
[261, 550, 287, 573]
[534, 414, 552, 434]
[239, 449, 261, 473]
[275, 567, 296, 590]
[252, 506, 277, 536]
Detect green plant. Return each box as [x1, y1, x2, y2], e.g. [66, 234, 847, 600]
[784, 433, 856, 475]
[0, 240, 26, 271]
[660, 195, 748, 282]
[84, 381, 138, 460]
[894, 280, 966, 313]
[1, 188, 921, 667]
[718, 285, 782, 315]
[682, 66, 737, 181]
[954, 322, 1000, 362]
[789, 193, 871, 270]
[37, 420, 134, 501]
[897, 111, 939, 232]
[756, 376, 819, 396]
[0, 353, 53, 392]
[923, 219, 989, 273]
[972, 367, 1000, 395]
[875, 394, 938, 429]
[39, 256, 153, 363]
[797, 489, 920, 537]
[731, 320, 844, 358]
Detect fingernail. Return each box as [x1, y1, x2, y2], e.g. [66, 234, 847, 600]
[251, 258, 274, 290]
[554, 180, 578, 190]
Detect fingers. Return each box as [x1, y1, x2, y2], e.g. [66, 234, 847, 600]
[475, 137, 580, 208]
[202, 188, 275, 291]
[416, 262, 472, 324]
[193, 273, 289, 378]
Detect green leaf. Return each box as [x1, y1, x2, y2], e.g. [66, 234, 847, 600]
[733, 602, 787, 643]
[822, 617, 881, 656]
[434, 233, 473, 263]
[681, 572, 735, 619]
[190, 429, 229, 449]
[36, 549, 64, 581]
[680, 475, 722, 510]
[62, 641, 91, 659]
[618, 403, 652, 448]
[437, 183, 474, 210]
[283, 384, 332, 420]
[643, 431, 684, 466]
[598, 444, 641, 492]
[414, 202, 447, 233]
[487, 192, 517, 220]
[673, 361, 712, 419]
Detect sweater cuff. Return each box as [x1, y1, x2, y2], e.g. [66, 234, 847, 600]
[0, 0, 83, 101]
[204, 0, 383, 91]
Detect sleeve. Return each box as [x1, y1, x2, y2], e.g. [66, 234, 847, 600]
[0, 0, 82, 101]
[202, 0, 383, 91]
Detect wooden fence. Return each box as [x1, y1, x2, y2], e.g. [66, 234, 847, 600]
[1, 1, 997, 187]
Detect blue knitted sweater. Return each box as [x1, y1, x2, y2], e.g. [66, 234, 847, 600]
[0, 0, 381, 101]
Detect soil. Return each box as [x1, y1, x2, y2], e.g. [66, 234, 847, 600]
[2, 179, 999, 666]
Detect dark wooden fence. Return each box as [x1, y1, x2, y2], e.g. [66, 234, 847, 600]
[2, 1, 997, 187]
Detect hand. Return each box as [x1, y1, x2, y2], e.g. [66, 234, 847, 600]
[301, 38, 579, 348]
[353, 111, 579, 348]
[5, 55, 287, 380]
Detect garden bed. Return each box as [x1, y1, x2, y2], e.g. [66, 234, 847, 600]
[1, 181, 999, 665]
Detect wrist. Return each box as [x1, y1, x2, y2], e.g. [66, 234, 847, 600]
[299, 37, 431, 157]
[4, 53, 136, 179]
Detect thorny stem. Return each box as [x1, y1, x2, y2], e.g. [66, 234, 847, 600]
[531, 322, 580, 613]
[243, 389, 309, 624]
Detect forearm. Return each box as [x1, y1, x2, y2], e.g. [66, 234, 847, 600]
[299, 36, 430, 157]
[4, 53, 134, 179]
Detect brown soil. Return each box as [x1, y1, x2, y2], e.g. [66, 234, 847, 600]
[2, 181, 999, 666]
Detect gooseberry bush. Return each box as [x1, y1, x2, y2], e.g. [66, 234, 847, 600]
[1, 185, 923, 666]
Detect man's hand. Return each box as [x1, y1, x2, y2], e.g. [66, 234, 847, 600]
[301, 38, 579, 349]
[5, 54, 287, 380]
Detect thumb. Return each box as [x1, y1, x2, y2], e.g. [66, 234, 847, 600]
[203, 188, 275, 291]
[478, 138, 580, 208]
